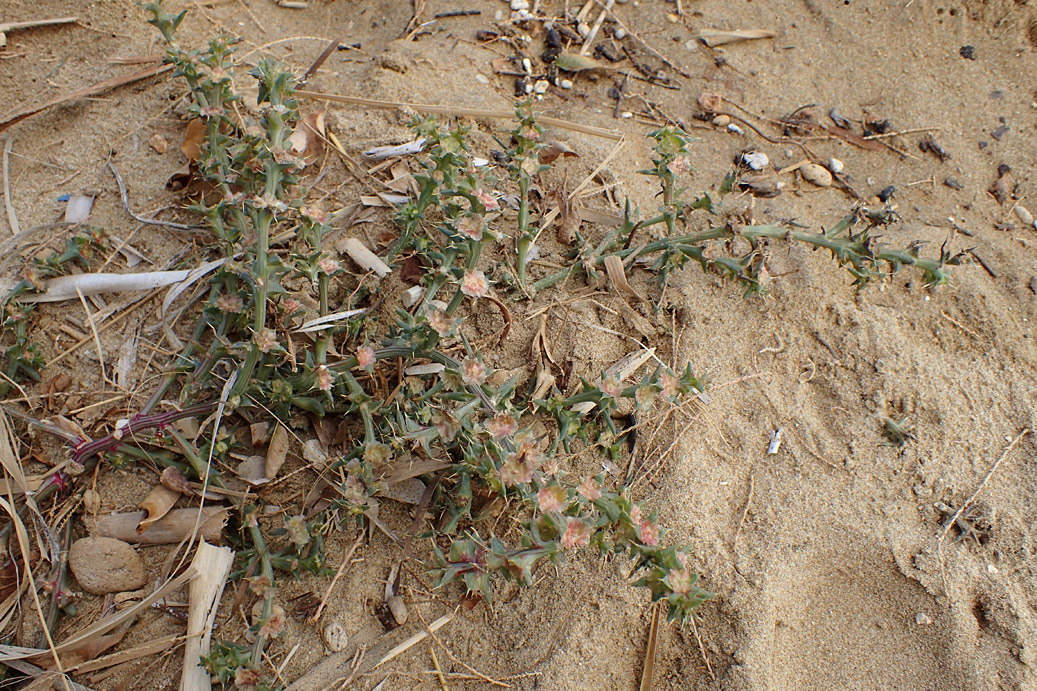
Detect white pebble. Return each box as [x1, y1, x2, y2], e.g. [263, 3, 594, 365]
[521, 57, 532, 74]
[614, 28, 627, 40]
[560, 78, 574, 89]
[711, 114, 730, 127]
[620, 111, 633, 119]
[510, 0, 529, 9]
[727, 123, 744, 135]
[1015, 205, 1034, 226]
[577, 22, 591, 38]
[743, 151, 769, 171]
[533, 79, 549, 94]
[827, 157, 845, 174]
[323, 621, 350, 652]
[475, 73, 489, 85]
[914, 612, 932, 626]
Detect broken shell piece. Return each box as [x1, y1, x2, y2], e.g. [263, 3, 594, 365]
[827, 157, 845, 174]
[64, 195, 95, 224]
[742, 151, 769, 171]
[767, 428, 783, 454]
[323, 621, 349, 652]
[1015, 205, 1034, 226]
[799, 163, 833, 187]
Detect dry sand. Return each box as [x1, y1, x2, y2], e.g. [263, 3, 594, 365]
[1, 0, 1035, 689]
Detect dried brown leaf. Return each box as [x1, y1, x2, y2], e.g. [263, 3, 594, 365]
[181, 119, 205, 161]
[159, 467, 191, 495]
[265, 424, 289, 480]
[604, 255, 640, 301]
[539, 139, 578, 165]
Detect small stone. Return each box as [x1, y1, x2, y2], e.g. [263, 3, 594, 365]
[959, 45, 975, 60]
[614, 28, 627, 40]
[991, 124, 1009, 141]
[915, 612, 933, 625]
[711, 114, 730, 127]
[559, 78, 574, 89]
[69, 537, 146, 595]
[1014, 205, 1033, 226]
[727, 123, 744, 135]
[82, 488, 101, 515]
[577, 22, 591, 38]
[475, 73, 489, 85]
[388, 595, 409, 626]
[799, 163, 833, 187]
[323, 621, 349, 652]
[987, 564, 999, 574]
[510, 0, 529, 9]
[533, 79, 549, 94]
[742, 151, 769, 171]
[944, 177, 964, 191]
[827, 157, 845, 174]
[148, 133, 168, 154]
[620, 111, 633, 119]
[877, 185, 896, 202]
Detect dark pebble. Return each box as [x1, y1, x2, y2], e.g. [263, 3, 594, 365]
[944, 177, 964, 190]
[991, 125, 1009, 141]
[878, 186, 896, 202]
[960, 45, 976, 59]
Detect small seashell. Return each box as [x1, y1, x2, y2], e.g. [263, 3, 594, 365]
[800, 163, 833, 187]
[827, 157, 845, 174]
[711, 114, 730, 127]
[323, 621, 350, 652]
[1014, 205, 1034, 226]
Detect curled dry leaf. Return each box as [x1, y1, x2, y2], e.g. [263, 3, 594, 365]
[160, 466, 192, 495]
[137, 484, 181, 533]
[288, 111, 326, 166]
[181, 118, 205, 161]
[538, 139, 578, 165]
[85, 507, 228, 544]
[265, 424, 289, 480]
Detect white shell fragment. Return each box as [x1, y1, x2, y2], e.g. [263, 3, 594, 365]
[64, 194, 95, 224]
[743, 152, 769, 171]
[767, 428, 783, 455]
[827, 157, 845, 174]
[800, 163, 833, 187]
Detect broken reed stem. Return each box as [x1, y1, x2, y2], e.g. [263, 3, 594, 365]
[2, 138, 20, 236]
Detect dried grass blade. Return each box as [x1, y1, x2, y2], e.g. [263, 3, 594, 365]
[638, 603, 661, 691]
[136, 485, 180, 534]
[373, 612, 454, 669]
[696, 29, 776, 47]
[603, 255, 639, 301]
[294, 308, 367, 334]
[161, 258, 227, 316]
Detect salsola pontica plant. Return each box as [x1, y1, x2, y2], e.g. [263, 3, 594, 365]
[0, 3, 967, 687]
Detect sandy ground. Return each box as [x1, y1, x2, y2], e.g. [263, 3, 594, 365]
[1, 0, 1036, 689]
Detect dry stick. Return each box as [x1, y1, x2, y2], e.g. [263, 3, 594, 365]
[638, 603, 660, 691]
[298, 37, 342, 86]
[311, 533, 364, 623]
[689, 616, 715, 681]
[430, 649, 450, 691]
[294, 90, 624, 141]
[414, 609, 510, 688]
[937, 429, 1030, 600]
[578, 0, 615, 56]
[0, 63, 173, 133]
[2, 138, 19, 235]
[106, 160, 193, 231]
[733, 473, 755, 548]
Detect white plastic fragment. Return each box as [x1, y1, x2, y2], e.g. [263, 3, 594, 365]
[64, 194, 95, 224]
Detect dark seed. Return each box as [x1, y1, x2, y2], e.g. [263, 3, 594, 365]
[959, 45, 976, 59]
